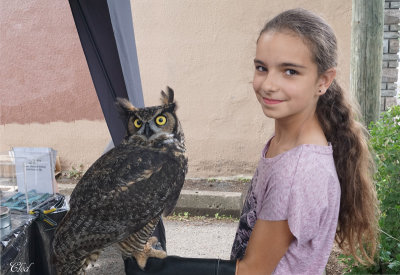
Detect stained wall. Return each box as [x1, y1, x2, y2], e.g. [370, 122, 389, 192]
[1, 0, 352, 177]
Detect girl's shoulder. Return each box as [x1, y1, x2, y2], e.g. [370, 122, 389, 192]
[261, 140, 333, 167]
[258, 141, 338, 189]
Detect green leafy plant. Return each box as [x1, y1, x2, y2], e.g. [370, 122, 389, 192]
[237, 177, 251, 184]
[213, 213, 238, 221]
[370, 105, 400, 274]
[65, 164, 85, 180]
[341, 105, 400, 274]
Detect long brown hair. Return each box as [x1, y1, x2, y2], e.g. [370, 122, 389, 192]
[259, 8, 379, 264]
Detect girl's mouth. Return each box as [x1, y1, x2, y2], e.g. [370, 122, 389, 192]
[263, 97, 284, 105]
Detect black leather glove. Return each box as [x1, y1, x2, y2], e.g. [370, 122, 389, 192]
[124, 256, 236, 275]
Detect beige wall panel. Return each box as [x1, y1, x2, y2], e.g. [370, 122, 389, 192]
[0, 121, 110, 170]
[130, 0, 352, 177]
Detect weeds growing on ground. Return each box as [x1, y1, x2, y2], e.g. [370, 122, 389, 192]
[63, 164, 85, 180]
[169, 212, 238, 222]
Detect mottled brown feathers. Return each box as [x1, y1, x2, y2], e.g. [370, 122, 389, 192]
[116, 86, 175, 115]
[53, 87, 187, 274]
[116, 97, 138, 112]
[161, 86, 174, 105]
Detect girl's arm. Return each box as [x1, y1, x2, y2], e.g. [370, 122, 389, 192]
[237, 220, 294, 275]
[124, 220, 293, 275]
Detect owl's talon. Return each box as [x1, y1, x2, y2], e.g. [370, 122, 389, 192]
[147, 236, 159, 247]
[133, 237, 167, 270]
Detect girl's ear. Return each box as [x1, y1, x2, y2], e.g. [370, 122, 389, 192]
[318, 68, 336, 95]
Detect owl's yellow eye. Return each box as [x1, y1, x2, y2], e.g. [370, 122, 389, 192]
[133, 118, 142, 128]
[155, 115, 167, 126]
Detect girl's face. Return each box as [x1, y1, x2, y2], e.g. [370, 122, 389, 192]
[253, 31, 327, 121]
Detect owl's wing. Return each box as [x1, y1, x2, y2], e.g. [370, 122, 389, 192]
[68, 142, 166, 209]
[58, 142, 185, 244]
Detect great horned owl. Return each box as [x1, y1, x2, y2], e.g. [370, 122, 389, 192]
[53, 87, 187, 274]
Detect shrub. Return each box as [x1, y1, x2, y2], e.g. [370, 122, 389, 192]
[341, 105, 400, 274]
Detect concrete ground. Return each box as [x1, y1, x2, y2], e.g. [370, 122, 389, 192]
[85, 218, 238, 275]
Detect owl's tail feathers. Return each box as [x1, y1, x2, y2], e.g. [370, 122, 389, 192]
[54, 258, 85, 275]
[53, 250, 102, 275]
[81, 250, 102, 273]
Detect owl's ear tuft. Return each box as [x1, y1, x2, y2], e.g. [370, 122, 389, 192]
[115, 98, 137, 114]
[160, 86, 174, 105]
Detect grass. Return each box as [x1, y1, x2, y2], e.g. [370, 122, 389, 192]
[168, 212, 239, 222]
[63, 164, 85, 180]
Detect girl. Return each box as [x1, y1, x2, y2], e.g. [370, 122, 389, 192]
[127, 8, 379, 275]
[231, 8, 379, 274]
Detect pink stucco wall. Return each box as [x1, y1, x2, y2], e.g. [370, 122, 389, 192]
[0, 0, 103, 124]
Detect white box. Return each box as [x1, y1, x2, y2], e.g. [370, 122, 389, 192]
[12, 148, 57, 194]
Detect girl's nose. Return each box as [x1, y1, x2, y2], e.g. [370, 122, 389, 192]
[261, 72, 279, 93]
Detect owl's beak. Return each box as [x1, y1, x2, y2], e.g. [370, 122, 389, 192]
[144, 123, 153, 139]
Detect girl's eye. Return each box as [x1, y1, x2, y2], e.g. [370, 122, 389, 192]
[133, 118, 142, 128]
[255, 65, 266, 72]
[285, 69, 298, 76]
[155, 115, 167, 126]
